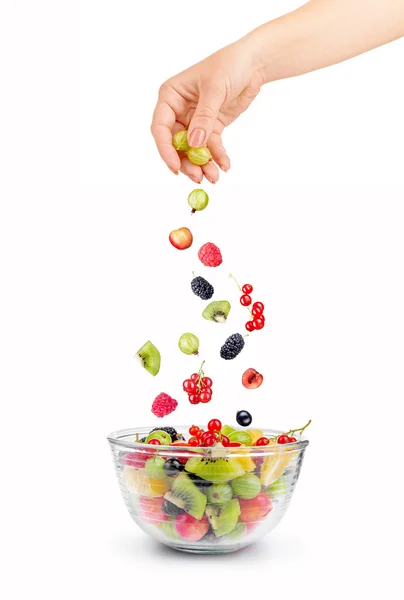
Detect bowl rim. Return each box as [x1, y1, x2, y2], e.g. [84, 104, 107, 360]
[107, 425, 309, 454]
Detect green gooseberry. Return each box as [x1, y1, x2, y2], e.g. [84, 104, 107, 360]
[146, 430, 172, 445]
[187, 147, 211, 166]
[228, 430, 253, 446]
[178, 332, 199, 355]
[221, 424, 235, 437]
[188, 188, 209, 213]
[172, 130, 190, 152]
[267, 476, 288, 499]
[145, 456, 166, 479]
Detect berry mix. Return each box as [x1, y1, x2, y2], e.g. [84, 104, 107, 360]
[123, 130, 310, 548]
[121, 419, 311, 543]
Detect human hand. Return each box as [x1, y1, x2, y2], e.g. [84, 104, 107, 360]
[151, 39, 264, 184]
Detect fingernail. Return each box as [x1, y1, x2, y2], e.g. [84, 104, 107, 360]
[206, 176, 216, 184]
[190, 176, 202, 184]
[188, 129, 205, 148]
[169, 167, 179, 175]
[220, 165, 229, 172]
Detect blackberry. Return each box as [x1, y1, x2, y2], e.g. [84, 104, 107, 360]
[191, 276, 214, 300]
[139, 437, 146, 443]
[161, 499, 185, 516]
[163, 457, 184, 477]
[150, 426, 178, 441]
[220, 333, 245, 360]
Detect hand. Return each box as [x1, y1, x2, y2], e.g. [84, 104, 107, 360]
[151, 39, 264, 184]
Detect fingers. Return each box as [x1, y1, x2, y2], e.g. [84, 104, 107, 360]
[151, 100, 181, 173]
[179, 155, 203, 184]
[188, 82, 225, 148]
[202, 160, 220, 184]
[208, 133, 230, 172]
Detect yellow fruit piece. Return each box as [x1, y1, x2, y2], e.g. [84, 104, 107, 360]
[122, 466, 169, 498]
[260, 445, 298, 486]
[232, 444, 256, 472]
[246, 429, 264, 445]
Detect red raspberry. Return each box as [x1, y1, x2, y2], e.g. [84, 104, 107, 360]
[198, 243, 222, 267]
[151, 393, 178, 418]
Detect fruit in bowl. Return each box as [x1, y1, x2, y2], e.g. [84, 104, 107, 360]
[108, 420, 310, 554]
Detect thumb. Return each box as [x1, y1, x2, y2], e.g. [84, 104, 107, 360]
[187, 83, 224, 148]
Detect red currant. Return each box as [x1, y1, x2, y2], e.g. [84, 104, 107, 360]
[228, 442, 241, 447]
[188, 394, 200, 405]
[207, 419, 222, 434]
[240, 294, 252, 306]
[189, 425, 200, 436]
[289, 437, 297, 442]
[203, 434, 216, 447]
[200, 431, 211, 443]
[190, 373, 199, 382]
[277, 435, 292, 444]
[253, 301, 264, 312]
[242, 284, 253, 294]
[245, 321, 255, 332]
[199, 391, 212, 403]
[183, 379, 197, 392]
[202, 376, 213, 388]
[252, 305, 263, 317]
[256, 437, 270, 446]
[253, 316, 265, 330]
[148, 439, 161, 445]
[221, 435, 230, 447]
[189, 437, 199, 446]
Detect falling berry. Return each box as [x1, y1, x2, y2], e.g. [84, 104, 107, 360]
[240, 294, 252, 306]
[245, 321, 255, 332]
[236, 410, 252, 427]
[242, 284, 253, 294]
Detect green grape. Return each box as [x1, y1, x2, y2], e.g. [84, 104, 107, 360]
[221, 425, 235, 436]
[187, 147, 211, 166]
[146, 430, 172, 445]
[188, 189, 209, 212]
[172, 130, 190, 152]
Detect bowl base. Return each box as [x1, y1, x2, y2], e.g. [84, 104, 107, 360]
[164, 542, 245, 555]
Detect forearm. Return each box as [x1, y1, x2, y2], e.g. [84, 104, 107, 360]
[243, 0, 404, 83]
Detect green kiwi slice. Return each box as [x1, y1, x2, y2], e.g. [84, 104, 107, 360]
[135, 340, 161, 376]
[205, 499, 240, 537]
[185, 456, 245, 483]
[202, 301, 231, 324]
[164, 473, 207, 520]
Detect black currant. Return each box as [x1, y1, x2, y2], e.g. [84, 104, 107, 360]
[163, 457, 184, 477]
[236, 410, 252, 427]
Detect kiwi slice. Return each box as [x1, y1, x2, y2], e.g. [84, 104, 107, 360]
[164, 473, 207, 520]
[205, 498, 240, 537]
[185, 456, 245, 483]
[207, 483, 233, 506]
[135, 341, 161, 376]
[202, 301, 231, 324]
[161, 519, 181, 540]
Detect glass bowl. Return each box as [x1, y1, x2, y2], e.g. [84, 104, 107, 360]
[107, 426, 309, 554]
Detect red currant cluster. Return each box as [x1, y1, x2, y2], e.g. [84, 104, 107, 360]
[183, 361, 213, 404]
[188, 420, 242, 447]
[254, 419, 312, 446]
[229, 275, 266, 332]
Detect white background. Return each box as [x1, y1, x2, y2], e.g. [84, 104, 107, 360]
[1, 1, 403, 598]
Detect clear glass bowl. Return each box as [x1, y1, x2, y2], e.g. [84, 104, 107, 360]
[108, 426, 309, 554]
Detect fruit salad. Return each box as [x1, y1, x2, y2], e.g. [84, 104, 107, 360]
[110, 419, 310, 553]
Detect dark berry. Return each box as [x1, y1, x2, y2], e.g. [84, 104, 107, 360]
[236, 410, 252, 427]
[220, 333, 245, 360]
[161, 499, 185, 516]
[163, 457, 184, 477]
[150, 427, 178, 442]
[187, 472, 212, 490]
[139, 437, 147, 443]
[191, 276, 214, 300]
